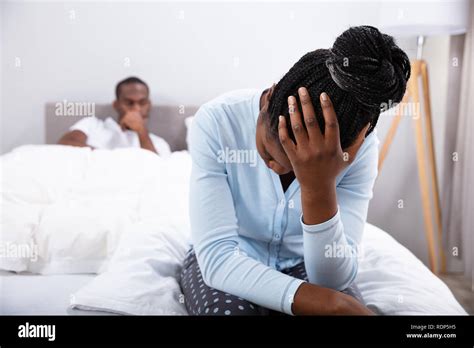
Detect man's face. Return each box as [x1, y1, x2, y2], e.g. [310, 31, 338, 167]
[114, 82, 151, 122]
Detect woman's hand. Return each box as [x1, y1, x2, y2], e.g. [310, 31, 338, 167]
[292, 282, 375, 315]
[278, 87, 369, 225]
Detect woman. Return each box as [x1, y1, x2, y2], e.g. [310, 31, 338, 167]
[181, 26, 410, 315]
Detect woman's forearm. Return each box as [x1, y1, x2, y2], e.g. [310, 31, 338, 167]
[300, 184, 359, 290]
[300, 181, 338, 225]
[295, 184, 371, 315]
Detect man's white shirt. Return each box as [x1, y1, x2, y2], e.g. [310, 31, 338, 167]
[69, 116, 171, 156]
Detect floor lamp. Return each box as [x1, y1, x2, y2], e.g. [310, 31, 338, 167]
[377, 0, 469, 274]
[378, 37, 444, 274]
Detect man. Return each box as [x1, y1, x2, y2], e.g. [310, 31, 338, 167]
[58, 77, 171, 155]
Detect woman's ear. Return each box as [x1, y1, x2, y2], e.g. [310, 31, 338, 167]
[364, 122, 371, 137]
[266, 83, 276, 103]
[261, 84, 276, 114]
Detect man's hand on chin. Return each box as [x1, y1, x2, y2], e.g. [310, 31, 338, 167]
[119, 111, 147, 134]
[119, 111, 157, 154]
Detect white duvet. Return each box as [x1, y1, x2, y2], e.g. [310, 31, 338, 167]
[0, 145, 467, 315]
[1, 145, 190, 274]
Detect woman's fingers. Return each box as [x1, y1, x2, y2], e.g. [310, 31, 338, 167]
[298, 87, 323, 144]
[288, 95, 308, 146]
[278, 115, 296, 158]
[320, 92, 341, 149]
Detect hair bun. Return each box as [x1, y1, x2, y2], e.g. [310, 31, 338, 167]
[325, 26, 411, 109]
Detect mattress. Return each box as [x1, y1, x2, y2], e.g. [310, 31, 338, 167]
[1, 221, 467, 316]
[0, 271, 106, 315]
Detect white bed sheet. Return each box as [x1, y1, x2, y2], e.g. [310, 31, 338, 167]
[69, 222, 467, 316]
[0, 270, 107, 315]
[1, 218, 468, 316]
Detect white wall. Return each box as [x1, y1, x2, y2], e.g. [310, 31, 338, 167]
[1, 1, 455, 267]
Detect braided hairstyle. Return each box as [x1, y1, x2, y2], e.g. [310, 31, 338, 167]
[267, 26, 411, 149]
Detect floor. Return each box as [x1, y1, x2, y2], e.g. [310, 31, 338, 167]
[440, 273, 474, 314]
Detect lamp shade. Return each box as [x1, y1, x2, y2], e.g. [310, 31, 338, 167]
[377, 0, 470, 37]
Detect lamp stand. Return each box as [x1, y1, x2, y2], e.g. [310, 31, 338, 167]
[378, 56, 446, 275]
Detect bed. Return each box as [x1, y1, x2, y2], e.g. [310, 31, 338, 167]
[0, 104, 467, 316]
[0, 271, 96, 315]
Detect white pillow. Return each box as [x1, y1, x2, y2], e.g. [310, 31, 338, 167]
[70, 217, 190, 315]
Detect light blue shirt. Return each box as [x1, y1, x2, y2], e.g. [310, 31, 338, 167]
[189, 89, 379, 315]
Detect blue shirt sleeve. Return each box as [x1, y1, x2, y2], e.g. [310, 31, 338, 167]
[189, 106, 304, 315]
[301, 131, 379, 290]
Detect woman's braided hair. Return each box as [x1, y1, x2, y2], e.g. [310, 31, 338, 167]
[267, 26, 411, 149]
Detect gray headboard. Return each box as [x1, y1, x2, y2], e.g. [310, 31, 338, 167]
[45, 103, 199, 151]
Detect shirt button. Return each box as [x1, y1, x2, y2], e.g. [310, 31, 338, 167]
[275, 234, 280, 239]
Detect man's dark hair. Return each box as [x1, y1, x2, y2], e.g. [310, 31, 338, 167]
[268, 26, 411, 149]
[115, 76, 149, 99]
